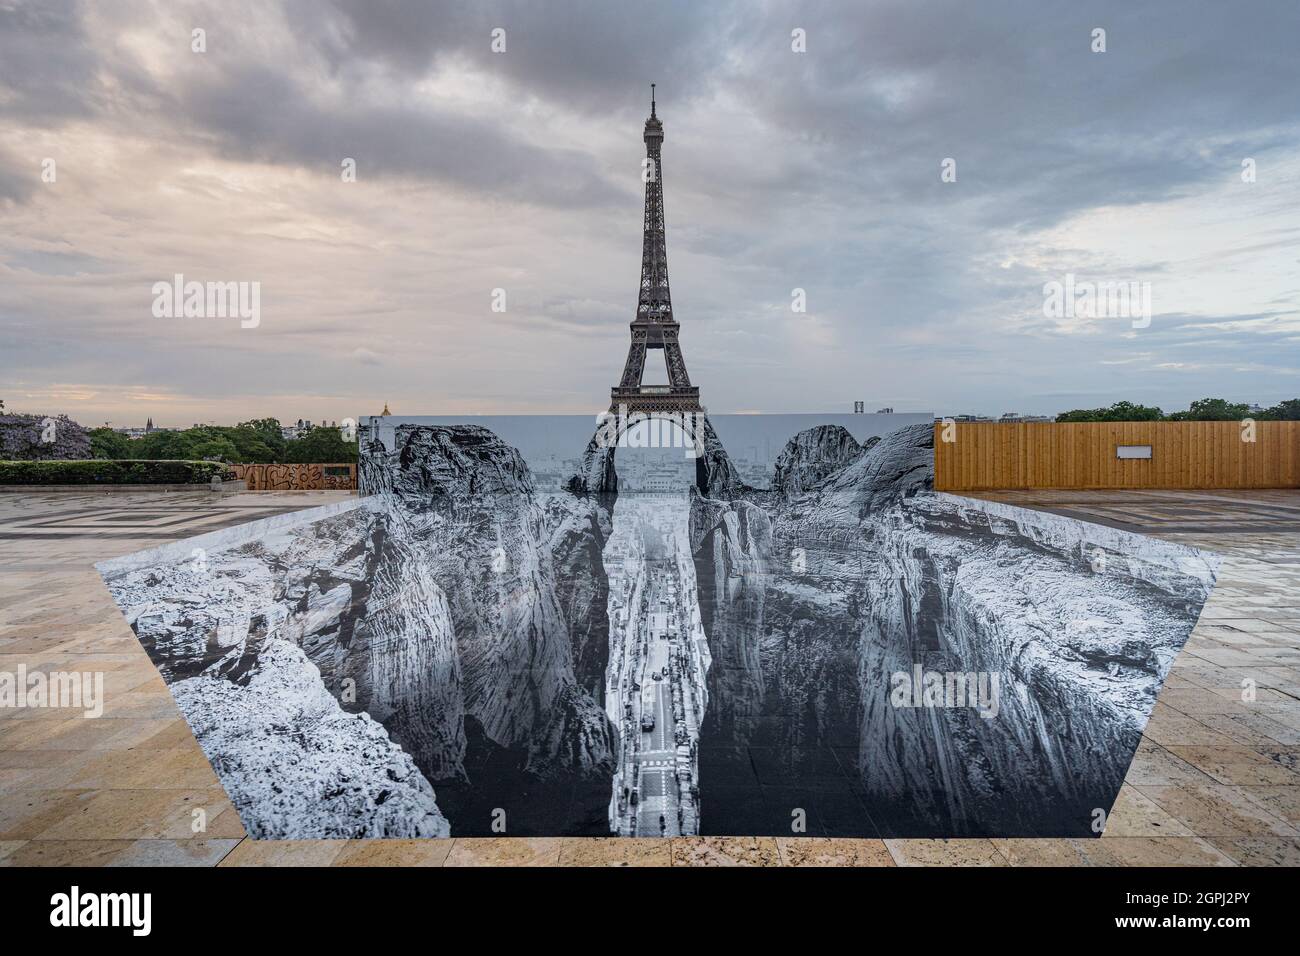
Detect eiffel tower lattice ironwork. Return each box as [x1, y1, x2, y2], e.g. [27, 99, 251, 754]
[611, 85, 702, 415]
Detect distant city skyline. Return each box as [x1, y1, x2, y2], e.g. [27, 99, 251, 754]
[4, 2, 1300, 426]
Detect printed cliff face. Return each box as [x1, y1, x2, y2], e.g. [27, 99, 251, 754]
[690, 423, 1219, 837]
[97, 417, 1218, 839]
[100, 426, 619, 839]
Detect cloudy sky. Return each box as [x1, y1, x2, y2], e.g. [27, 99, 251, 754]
[2, 0, 1299, 426]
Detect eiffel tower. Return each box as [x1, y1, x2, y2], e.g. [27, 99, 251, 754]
[610, 85, 702, 416]
[572, 88, 743, 497]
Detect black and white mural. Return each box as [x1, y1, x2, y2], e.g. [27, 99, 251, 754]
[97, 417, 1219, 839]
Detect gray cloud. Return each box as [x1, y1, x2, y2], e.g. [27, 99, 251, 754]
[2, 0, 1300, 424]
[0, 1, 101, 122]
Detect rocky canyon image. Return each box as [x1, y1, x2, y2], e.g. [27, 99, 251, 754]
[97, 417, 1218, 839]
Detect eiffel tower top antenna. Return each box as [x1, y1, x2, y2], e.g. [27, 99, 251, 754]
[650, 83, 656, 117]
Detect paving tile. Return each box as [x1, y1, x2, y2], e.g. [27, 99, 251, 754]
[156, 792, 244, 839]
[669, 836, 781, 866]
[1157, 688, 1253, 715]
[0, 749, 80, 771]
[1097, 837, 1237, 866]
[884, 838, 1007, 866]
[1231, 785, 1300, 824]
[1191, 712, 1300, 746]
[444, 837, 565, 867]
[556, 837, 671, 867]
[1203, 836, 1300, 866]
[1122, 742, 1216, 788]
[1164, 745, 1300, 786]
[1133, 783, 1297, 837]
[1265, 706, 1300, 732]
[0, 839, 133, 867]
[93, 695, 186, 721]
[0, 767, 44, 793]
[35, 747, 215, 790]
[32, 788, 225, 840]
[194, 805, 247, 839]
[1102, 784, 1195, 837]
[218, 839, 347, 867]
[108, 839, 240, 866]
[0, 790, 94, 840]
[331, 839, 454, 867]
[29, 750, 223, 807]
[777, 837, 894, 866]
[992, 838, 1119, 866]
[95, 718, 195, 751]
[6, 717, 130, 751]
[1140, 704, 1236, 746]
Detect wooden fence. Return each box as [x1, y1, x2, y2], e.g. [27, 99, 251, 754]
[228, 463, 357, 491]
[933, 421, 1300, 491]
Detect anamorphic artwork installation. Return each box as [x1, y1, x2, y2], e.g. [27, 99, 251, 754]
[97, 92, 1219, 840]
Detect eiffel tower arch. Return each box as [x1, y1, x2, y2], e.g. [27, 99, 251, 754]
[569, 87, 742, 498]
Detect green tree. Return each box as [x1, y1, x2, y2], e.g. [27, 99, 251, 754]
[283, 426, 358, 464]
[1260, 399, 1300, 420]
[1056, 401, 1164, 422]
[227, 426, 276, 463]
[189, 437, 240, 461]
[236, 418, 286, 459]
[1167, 398, 1252, 421]
[88, 427, 134, 460]
[134, 429, 194, 459]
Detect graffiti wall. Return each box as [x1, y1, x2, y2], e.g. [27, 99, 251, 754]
[228, 463, 356, 491]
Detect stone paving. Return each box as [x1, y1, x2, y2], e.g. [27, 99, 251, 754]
[1, 488, 1297, 866]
